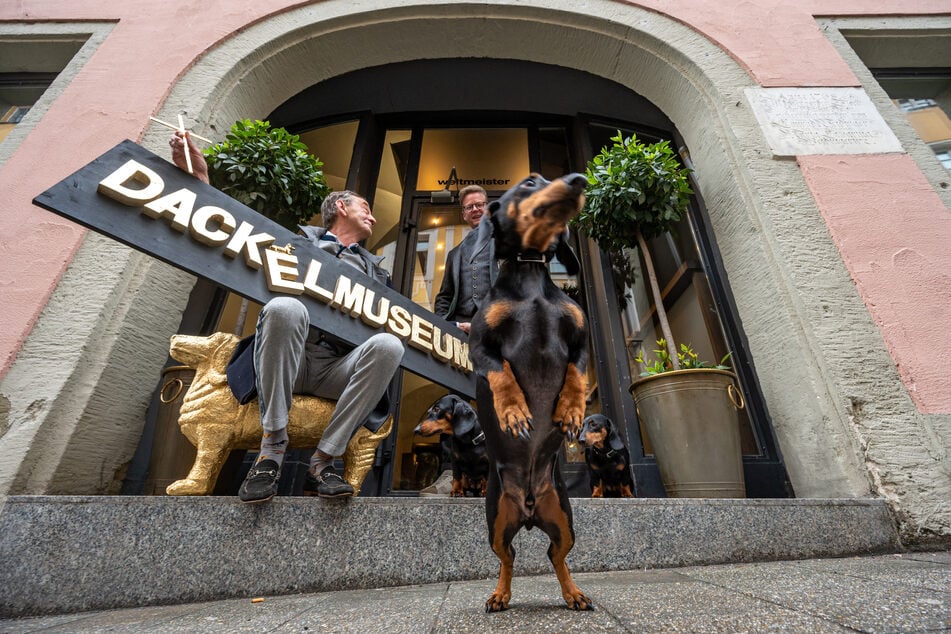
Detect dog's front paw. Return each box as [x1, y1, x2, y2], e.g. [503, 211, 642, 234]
[488, 362, 534, 439]
[564, 587, 594, 611]
[498, 404, 534, 439]
[553, 398, 584, 439]
[554, 364, 586, 439]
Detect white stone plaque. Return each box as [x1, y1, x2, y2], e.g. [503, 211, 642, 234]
[745, 87, 904, 157]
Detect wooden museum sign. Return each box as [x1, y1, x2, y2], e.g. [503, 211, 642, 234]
[33, 140, 475, 397]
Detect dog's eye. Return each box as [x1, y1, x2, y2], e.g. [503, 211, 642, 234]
[521, 179, 535, 189]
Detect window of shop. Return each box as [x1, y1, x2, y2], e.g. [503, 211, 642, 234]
[213, 120, 361, 337]
[572, 120, 788, 497]
[882, 82, 951, 173]
[842, 30, 951, 173]
[584, 124, 760, 458]
[277, 114, 788, 497]
[321, 124, 597, 494]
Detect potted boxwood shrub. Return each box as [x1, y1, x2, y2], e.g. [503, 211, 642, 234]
[574, 131, 746, 498]
[204, 118, 331, 333]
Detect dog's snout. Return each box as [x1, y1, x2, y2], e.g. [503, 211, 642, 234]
[564, 173, 588, 193]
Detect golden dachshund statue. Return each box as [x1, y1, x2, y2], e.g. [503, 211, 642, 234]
[165, 331, 391, 496]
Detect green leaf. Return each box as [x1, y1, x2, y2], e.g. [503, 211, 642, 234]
[203, 119, 331, 231]
[573, 131, 693, 254]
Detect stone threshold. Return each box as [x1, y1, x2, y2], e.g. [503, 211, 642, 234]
[0, 496, 901, 618]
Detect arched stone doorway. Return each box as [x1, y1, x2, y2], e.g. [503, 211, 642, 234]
[122, 2, 851, 499]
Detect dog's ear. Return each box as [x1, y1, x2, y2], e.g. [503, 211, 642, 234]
[608, 419, 626, 452]
[488, 205, 502, 234]
[555, 227, 580, 276]
[452, 399, 478, 436]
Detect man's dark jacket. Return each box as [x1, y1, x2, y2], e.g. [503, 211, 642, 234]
[433, 217, 497, 320]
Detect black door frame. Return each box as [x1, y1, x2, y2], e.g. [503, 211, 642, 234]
[297, 111, 791, 498]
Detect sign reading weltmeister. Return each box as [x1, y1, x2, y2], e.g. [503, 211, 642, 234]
[33, 139, 475, 397]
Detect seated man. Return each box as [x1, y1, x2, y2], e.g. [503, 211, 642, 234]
[170, 131, 404, 502]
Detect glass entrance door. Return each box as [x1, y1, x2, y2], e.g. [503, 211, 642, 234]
[291, 115, 786, 498]
[388, 199, 473, 492]
[363, 124, 593, 494]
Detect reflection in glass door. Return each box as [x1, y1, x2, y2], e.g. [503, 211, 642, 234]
[387, 200, 475, 492]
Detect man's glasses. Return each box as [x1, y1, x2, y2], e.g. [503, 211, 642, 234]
[463, 201, 487, 213]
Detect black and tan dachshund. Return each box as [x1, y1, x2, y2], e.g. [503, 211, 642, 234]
[579, 414, 635, 498]
[469, 172, 592, 612]
[414, 394, 489, 497]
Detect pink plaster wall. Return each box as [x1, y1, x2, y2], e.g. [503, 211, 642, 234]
[1, 0, 950, 412]
[0, 0, 294, 376]
[799, 154, 951, 414]
[636, 0, 951, 87]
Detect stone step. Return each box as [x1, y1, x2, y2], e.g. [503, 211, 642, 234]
[0, 496, 901, 618]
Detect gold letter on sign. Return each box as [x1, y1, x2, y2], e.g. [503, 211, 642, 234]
[190, 206, 236, 246]
[263, 248, 304, 294]
[431, 327, 453, 362]
[223, 221, 275, 270]
[143, 187, 196, 233]
[98, 159, 165, 206]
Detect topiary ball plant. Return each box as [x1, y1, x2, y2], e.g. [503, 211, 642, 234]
[203, 119, 331, 334]
[203, 118, 330, 231]
[573, 131, 693, 369]
[575, 132, 693, 255]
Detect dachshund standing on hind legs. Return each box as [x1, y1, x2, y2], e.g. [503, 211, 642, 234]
[468, 172, 593, 612]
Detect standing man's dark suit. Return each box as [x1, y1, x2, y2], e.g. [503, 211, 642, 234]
[434, 222, 496, 326]
[433, 185, 497, 333]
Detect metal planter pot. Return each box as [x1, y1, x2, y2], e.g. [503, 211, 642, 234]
[630, 368, 746, 498]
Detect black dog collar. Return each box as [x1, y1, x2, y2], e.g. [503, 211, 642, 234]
[515, 250, 546, 264]
[587, 445, 618, 459]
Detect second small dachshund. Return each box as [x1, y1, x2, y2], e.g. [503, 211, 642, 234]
[579, 414, 635, 498]
[414, 394, 489, 497]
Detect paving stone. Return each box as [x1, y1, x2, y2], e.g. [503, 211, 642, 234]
[685, 558, 950, 633]
[0, 553, 947, 634]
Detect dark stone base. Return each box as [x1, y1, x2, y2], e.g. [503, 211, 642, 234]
[0, 495, 901, 617]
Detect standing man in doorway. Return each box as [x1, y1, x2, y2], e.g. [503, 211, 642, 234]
[433, 184, 496, 333]
[169, 131, 404, 503]
[424, 185, 496, 496]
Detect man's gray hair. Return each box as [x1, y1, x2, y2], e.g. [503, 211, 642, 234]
[321, 190, 360, 229]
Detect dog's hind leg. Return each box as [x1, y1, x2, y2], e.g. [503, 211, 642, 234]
[535, 483, 593, 610]
[485, 529, 517, 612]
[484, 476, 522, 612]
